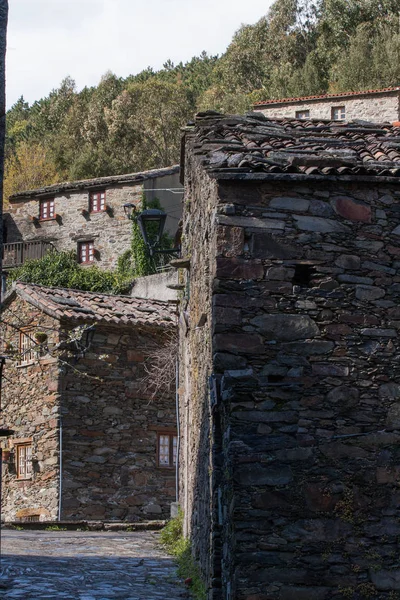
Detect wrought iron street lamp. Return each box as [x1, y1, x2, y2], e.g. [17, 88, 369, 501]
[123, 204, 180, 257]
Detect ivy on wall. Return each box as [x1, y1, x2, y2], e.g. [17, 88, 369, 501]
[123, 195, 174, 278]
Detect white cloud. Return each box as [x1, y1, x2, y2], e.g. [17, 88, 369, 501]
[6, 0, 272, 108]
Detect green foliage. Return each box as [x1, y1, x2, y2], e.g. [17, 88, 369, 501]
[8, 251, 132, 295]
[160, 510, 207, 600]
[128, 196, 174, 278]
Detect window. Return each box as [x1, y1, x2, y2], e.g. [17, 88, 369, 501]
[39, 199, 55, 220]
[78, 240, 94, 264]
[158, 433, 177, 468]
[295, 110, 310, 119]
[332, 106, 346, 121]
[89, 191, 106, 213]
[19, 330, 35, 365]
[16, 443, 32, 479]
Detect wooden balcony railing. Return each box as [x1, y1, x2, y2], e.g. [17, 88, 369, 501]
[3, 241, 56, 269]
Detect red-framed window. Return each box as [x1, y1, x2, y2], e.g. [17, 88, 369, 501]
[157, 433, 177, 468]
[39, 199, 55, 220]
[89, 191, 106, 213]
[16, 443, 32, 479]
[78, 241, 94, 264]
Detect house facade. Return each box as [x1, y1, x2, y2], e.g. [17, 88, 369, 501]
[4, 165, 182, 271]
[179, 111, 400, 599]
[253, 86, 400, 123]
[0, 282, 177, 522]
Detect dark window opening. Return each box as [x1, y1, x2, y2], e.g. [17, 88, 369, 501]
[268, 374, 285, 383]
[292, 264, 316, 287]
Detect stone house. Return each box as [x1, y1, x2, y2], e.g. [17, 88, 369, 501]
[253, 86, 400, 123]
[179, 110, 400, 599]
[3, 165, 182, 271]
[0, 282, 177, 522]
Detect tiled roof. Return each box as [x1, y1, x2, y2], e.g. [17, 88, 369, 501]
[9, 165, 180, 201]
[253, 86, 400, 107]
[7, 283, 177, 328]
[188, 111, 400, 180]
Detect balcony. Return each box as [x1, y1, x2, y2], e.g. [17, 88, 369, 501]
[3, 241, 56, 269]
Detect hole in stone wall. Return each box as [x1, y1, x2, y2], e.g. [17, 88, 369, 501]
[268, 374, 285, 383]
[292, 264, 316, 287]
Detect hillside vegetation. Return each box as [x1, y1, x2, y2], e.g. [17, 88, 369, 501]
[5, 0, 400, 203]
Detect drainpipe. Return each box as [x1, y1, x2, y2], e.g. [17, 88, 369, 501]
[58, 416, 63, 521]
[175, 359, 180, 503]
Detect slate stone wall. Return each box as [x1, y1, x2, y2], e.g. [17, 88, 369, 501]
[0, 296, 177, 522]
[178, 150, 220, 594]
[254, 91, 399, 123]
[0, 296, 61, 522]
[180, 164, 400, 599]
[61, 323, 177, 521]
[5, 183, 139, 270]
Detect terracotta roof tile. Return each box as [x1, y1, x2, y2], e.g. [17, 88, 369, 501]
[253, 86, 400, 107]
[9, 283, 176, 328]
[188, 111, 400, 180]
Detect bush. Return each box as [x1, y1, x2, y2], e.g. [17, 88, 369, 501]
[8, 250, 132, 295]
[160, 509, 207, 600]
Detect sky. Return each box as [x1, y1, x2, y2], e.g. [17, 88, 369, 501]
[6, 0, 272, 109]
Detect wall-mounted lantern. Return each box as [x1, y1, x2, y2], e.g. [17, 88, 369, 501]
[123, 204, 180, 257]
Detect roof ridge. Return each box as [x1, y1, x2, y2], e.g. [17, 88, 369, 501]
[253, 86, 400, 107]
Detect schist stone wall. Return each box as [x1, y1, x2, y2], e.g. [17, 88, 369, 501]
[1, 297, 177, 522]
[180, 156, 400, 599]
[5, 183, 137, 270]
[254, 90, 400, 123]
[5, 169, 182, 271]
[61, 324, 177, 521]
[1, 296, 61, 522]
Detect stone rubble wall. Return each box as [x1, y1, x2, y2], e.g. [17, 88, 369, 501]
[61, 324, 177, 521]
[254, 92, 400, 123]
[5, 183, 141, 270]
[178, 149, 220, 595]
[213, 179, 400, 599]
[0, 297, 61, 522]
[181, 151, 400, 599]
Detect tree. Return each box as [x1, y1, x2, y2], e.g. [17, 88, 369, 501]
[3, 142, 59, 207]
[106, 79, 192, 170]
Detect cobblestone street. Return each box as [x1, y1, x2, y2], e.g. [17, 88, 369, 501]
[0, 529, 190, 599]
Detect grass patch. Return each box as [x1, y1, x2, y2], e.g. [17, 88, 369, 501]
[45, 525, 67, 531]
[160, 509, 207, 600]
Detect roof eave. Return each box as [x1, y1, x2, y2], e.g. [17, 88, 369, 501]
[210, 172, 400, 184]
[9, 165, 180, 201]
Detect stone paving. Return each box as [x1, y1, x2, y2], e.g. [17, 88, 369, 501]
[0, 529, 190, 599]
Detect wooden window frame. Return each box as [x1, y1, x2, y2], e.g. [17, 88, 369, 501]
[19, 329, 35, 365]
[331, 105, 346, 121]
[89, 190, 106, 213]
[295, 110, 310, 119]
[156, 431, 178, 468]
[16, 442, 33, 480]
[78, 240, 94, 264]
[39, 199, 55, 221]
